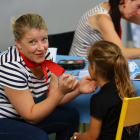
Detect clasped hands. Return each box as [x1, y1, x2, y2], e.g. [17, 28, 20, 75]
[58, 73, 98, 94]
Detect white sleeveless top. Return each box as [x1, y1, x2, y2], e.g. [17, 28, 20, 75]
[69, 3, 111, 56]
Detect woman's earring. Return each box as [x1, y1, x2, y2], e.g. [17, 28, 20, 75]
[123, 5, 126, 8]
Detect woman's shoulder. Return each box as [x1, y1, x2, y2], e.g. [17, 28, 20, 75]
[0, 46, 29, 75]
[87, 3, 112, 31]
[0, 45, 21, 64]
[87, 2, 110, 16]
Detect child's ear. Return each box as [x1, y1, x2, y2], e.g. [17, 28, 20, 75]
[92, 65, 96, 74]
[15, 38, 22, 50]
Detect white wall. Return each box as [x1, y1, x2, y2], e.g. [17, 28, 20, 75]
[0, 0, 127, 51]
[121, 19, 127, 48]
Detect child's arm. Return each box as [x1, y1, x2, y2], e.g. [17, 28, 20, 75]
[70, 116, 102, 140]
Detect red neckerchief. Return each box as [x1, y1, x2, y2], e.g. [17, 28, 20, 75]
[119, 16, 122, 39]
[119, 25, 122, 39]
[18, 49, 65, 94]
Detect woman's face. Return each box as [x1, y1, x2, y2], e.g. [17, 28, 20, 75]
[122, 0, 140, 18]
[15, 28, 48, 63]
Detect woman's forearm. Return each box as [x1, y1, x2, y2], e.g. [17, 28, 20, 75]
[58, 88, 81, 105]
[122, 48, 140, 59]
[25, 88, 65, 124]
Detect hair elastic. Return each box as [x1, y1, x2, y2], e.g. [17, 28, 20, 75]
[116, 54, 121, 59]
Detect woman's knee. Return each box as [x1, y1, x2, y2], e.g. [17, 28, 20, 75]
[0, 132, 49, 140]
[0, 119, 49, 140]
[68, 106, 79, 117]
[30, 128, 49, 140]
[0, 129, 49, 140]
[58, 106, 80, 123]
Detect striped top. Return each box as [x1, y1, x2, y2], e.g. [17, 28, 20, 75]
[69, 3, 111, 56]
[0, 45, 52, 119]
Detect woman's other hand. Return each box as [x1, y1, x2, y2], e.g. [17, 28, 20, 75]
[79, 76, 98, 94]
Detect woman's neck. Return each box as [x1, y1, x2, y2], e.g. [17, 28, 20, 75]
[29, 66, 44, 79]
[103, 1, 123, 17]
[118, 4, 124, 17]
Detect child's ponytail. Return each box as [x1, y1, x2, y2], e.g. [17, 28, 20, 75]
[88, 40, 137, 99]
[114, 55, 136, 99]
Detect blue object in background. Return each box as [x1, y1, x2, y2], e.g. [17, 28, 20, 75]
[0, 51, 4, 55]
[130, 23, 140, 48]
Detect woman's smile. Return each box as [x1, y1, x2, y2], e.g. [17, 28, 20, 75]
[36, 52, 44, 57]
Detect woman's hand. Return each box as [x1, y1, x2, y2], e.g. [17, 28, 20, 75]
[70, 132, 79, 140]
[78, 76, 98, 94]
[58, 74, 80, 95]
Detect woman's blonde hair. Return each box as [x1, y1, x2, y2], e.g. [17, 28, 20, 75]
[88, 40, 136, 99]
[11, 14, 48, 41]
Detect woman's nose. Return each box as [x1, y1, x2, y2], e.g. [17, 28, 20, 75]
[38, 42, 44, 50]
[137, 9, 140, 14]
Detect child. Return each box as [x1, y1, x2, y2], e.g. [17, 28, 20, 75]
[70, 41, 139, 140]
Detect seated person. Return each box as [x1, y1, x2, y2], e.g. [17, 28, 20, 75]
[71, 41, 139, 140]
[69, 0, 140, 59]
[0, 13, 98, 140]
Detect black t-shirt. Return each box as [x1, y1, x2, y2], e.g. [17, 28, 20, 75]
[90, 82, 139, 140]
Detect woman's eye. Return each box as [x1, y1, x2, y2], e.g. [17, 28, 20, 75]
[29, 40, 35, 44]
[42, 38, 47, 41]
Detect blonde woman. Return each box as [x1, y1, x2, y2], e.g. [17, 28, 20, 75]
[0, 14, 98, 140]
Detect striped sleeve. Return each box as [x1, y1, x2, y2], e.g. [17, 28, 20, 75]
[0, 62, 28, 90]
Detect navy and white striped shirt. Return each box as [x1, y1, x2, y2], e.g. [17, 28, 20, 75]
[0, 45, 52, 119]
[69, 3, 111, 56]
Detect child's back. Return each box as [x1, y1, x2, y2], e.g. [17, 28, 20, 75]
[70, 41, 139, 140]
[90, 82, 139, 140]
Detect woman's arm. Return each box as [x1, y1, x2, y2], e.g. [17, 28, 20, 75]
[70, 116, 102, 140]
[124, 14, 140, 25]
[48, 75, 98, 105]
[88, 14, 140, 59]
[47, 74, 80, 105]
[3, 74, 78, 124]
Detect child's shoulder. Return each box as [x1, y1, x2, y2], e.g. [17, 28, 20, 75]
[91, 82, 120, 104]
